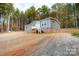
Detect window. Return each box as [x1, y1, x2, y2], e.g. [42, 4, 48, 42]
[44, 23, 46, 25]
[42, 21, 46, 26]
[42, 24, 43, 26]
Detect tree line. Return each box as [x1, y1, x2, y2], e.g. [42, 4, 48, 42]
[0, 3, 79, 32]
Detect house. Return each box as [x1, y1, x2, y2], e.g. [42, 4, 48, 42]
[25, 17, 60, 33]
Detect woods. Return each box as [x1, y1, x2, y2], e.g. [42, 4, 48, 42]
[0, 3, 79, 32]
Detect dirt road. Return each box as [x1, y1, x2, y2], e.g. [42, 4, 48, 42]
[31, 33, 79, 56]
[0, 32, 79, 56]
[0, 32, 52, 56]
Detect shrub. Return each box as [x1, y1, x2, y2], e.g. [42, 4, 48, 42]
[72, 32, 79, 37]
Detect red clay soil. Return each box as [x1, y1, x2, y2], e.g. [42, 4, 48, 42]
[0, 40, 42, 56]
[0, 28, 79, 56]
[0, 41, 37, 56]
[0, 32, 51, 56]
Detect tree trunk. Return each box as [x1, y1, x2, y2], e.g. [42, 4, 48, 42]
[7, 15, 10, 32]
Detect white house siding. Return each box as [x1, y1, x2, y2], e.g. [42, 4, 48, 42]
[40, 19, 52, 32]
[51, 20, 60, 29]
[51, 20, 60, 32]
[35, 21, 40, 30]
[25, 25, 32, 32]
[25, 21, 34, 32]
[40, 19, 60, 32]
[25, 17, 60, 33]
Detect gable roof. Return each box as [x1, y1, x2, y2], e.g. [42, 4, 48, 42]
[48, 17, 60, 25]
[29, 17, 60, 25]
[40, 17, 60, 25]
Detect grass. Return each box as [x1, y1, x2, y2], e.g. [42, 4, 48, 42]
[72, 32, 79, 37]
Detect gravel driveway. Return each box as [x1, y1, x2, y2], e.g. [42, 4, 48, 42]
[0, 32, 79, 56]
[31, 33, 79, 56]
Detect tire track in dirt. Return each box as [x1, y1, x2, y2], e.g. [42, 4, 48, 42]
[0, 32, 52, 56]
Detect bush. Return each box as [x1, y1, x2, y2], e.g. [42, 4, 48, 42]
[72, 32, 79, 37]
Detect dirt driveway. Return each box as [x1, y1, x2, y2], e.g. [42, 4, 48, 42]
[31, 33, 79, 56]
[0, 31, 79, 56]
[0, 32, 52, 56]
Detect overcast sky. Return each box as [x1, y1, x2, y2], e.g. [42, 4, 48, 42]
[13, 3, 55, 11]
[11, 0, 78, 12]
[13, 0, 56, 12]
[1, 0, 77, 12]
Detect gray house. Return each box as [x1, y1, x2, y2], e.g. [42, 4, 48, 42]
[25, 17, 60, 33]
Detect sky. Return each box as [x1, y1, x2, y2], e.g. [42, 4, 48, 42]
[0, 0, 78, 12]
[4, 0, 78, 12]
[13, 3, 55, 12]
[12, 0, 57, 12]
